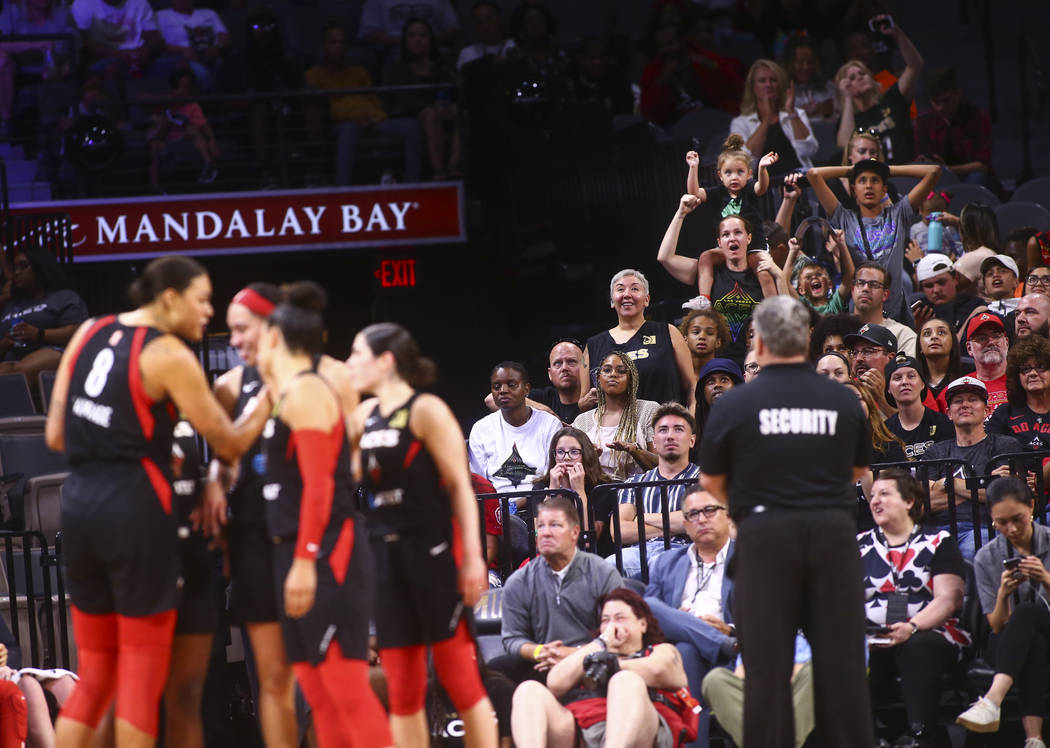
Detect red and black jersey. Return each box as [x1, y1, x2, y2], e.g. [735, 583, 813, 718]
[64, 316, 177, 475]
[261, 374, 355, 544]
[359, 392, 452, 537]
[229, 365, 268, 524]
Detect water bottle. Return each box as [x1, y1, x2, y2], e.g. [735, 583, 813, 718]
[926, 212, 943, 253]
[10, 315, 26, 348]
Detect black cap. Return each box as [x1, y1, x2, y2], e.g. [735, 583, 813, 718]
[883, 354, 926, 407]
[844, 323, 898, 353]
[848, 158, 891, 184]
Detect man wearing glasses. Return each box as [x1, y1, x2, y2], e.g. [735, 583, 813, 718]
[644, 485, 736, 748]
[851, 262, 917, 357]
[844, 322, 898, 416]
[935, 313, 1009, 414]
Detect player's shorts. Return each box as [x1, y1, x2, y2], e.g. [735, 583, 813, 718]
[62, 462, 179, 617]
[272, 516, 372, 665]
[175, 530, 217, 635]
[370, 524, 464, 649]
[228, 521, 280, 624]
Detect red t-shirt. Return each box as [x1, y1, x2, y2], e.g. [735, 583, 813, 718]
[935, 372, 1007, 415]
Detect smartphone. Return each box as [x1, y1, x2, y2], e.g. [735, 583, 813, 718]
[590, 367, 599, 389]
[1003, 557, 1022, 570]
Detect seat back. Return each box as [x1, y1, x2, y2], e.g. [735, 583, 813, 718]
[37, 371, 56, 414]
[0, 433, 68, 529]
[0, 373, 35, 417]
[23, 472, 68, 544]
[946, 183, 1001, 211]
[1012, 177, 1050, 209]
[994, 201, 1050, 235]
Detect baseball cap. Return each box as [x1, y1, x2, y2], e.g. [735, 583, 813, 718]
[965, 312, 1006, 340]
[915, 253, 954, 282]
[844, 323, 897, 353]
[699, 357, 743, 385]
[847, 158, 890, 184]
[943, 375, 988, 405]
[980, 254, 1020, 278]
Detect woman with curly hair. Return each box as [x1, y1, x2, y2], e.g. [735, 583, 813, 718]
[730, 58, 818, 173]
[534, 426, 613, 532]
[986, 336, 1050, 469]
[511, 587, 693, 748]
[808, 313, 862, 362]
[678, 309, 729, 379]
[573, 351, 658, 481]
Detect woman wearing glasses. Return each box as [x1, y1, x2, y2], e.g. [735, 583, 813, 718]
[859, 468, 969, 746]
[986, 337, 1050, 469]
[956, 476, 1050, 745]
[534, 426, 613, 534]
[573, 352, 658, 482]
[1024, 267, 1050, 297]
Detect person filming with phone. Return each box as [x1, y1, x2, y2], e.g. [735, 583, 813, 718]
[956, 477, 1050, 746]
[859, 468, 969, 747]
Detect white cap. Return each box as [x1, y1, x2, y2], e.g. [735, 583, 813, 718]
[980, 254, 1020, 278]
[916, 253, 954, 282]
[943, 375, 988, 405]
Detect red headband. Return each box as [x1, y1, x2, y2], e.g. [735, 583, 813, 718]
[926, 190, 950, 205]
[232, 287, 276, 317]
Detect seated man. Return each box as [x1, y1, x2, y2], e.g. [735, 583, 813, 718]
[483, 340, 587, 425]
[911, 253, 987, 337]
[154, 0, 230, 91]
[304, 23, 422, 186]
[845, 323, 899, 417]
[1015, 293, 1050, 339]
[493, 496, 623, 683]
[71, 0, 162, 77]
[645, 485, 736, 748]
[914, 66, 994, 187]
[468, 361, 563, 500]
[934, 312, 1010, 414]
[612, 402, 701, 579]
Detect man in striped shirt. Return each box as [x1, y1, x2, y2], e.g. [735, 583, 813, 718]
[609, 402, 700, 579]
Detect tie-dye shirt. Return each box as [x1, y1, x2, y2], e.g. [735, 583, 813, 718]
[832, 198, 916, 323]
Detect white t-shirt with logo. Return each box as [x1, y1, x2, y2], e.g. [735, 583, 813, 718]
[71, 0, 157, 51]
[468, 408, 562, 493]
[156, 7, 226, 51]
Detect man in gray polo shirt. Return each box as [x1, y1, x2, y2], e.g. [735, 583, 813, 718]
[490, 495, 623, 684]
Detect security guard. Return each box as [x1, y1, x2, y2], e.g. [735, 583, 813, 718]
[699, 296, 874, 748]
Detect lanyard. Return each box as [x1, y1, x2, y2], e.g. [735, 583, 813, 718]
[690, 557, 719, 609]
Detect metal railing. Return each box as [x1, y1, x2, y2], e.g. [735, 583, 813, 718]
[603, 478, 698, 584]
[0, 529, 66, 669]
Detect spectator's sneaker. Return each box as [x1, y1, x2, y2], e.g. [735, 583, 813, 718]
[198, 162, 218, 184]
[955, 697, 1000, 732]
[1024, 739, 1046, 748]
[681, 295, 711, 311]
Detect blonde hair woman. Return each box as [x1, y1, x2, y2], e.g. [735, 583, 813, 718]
[730, 58, 818, 171]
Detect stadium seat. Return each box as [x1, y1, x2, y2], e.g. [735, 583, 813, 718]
[37, 371, 55, 414]
[1011, 176, 1050, 209]
[669, 108, 731, 148]
[890, 175, 919, 196]
[0, 374, 35, 417]
[23, 472, 67, 544]
[0, 417, 46, 436]
[994, 201, 1050, 235]
[936, 166, 958, 186]
[946, 183, 1001, 211]
[809, 119, 838, 166]
[0, 433, 68, 530]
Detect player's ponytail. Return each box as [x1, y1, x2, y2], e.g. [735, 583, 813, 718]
[360, 322, 437, 388]
[129, 256, 207, 307]
[269, 281, 326, 354]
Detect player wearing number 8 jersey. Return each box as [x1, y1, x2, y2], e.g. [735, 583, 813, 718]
[349, 322, 497, 747]
[44, 257, 270, 748]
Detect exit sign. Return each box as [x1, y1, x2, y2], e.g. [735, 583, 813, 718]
[374, 258, 418, 288]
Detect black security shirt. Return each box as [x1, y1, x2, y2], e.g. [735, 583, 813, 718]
[698, 362, 871, 516]
[886, 408, 955, 461]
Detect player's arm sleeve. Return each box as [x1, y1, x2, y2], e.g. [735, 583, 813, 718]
[292, 429, 340, 560]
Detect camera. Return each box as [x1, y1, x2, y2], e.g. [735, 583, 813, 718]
[867, 15, 894, 34]
[581, 651, 620, 695]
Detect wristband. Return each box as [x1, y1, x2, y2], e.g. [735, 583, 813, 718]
[908, 621, 919, 636]
[595, 635, 608, 649]
[533, 644, 544, 661]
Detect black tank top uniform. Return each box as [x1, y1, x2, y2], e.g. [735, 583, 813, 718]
[226, 365, 281, 624]
[586, 320, 682, 405]
[360, 392, 467, 648]
[172, 419, 218, 634]
[61, 315, 181, 617]
[261, 372, 371, 664]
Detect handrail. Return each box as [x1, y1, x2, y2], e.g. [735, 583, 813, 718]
[596, 477, 698, 584]
[475, 488, 582, 579]
[0, 529, 60, 669]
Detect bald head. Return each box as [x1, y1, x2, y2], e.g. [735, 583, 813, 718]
[1016, 294, 1050, 339]
[547, 341, 583, 394]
